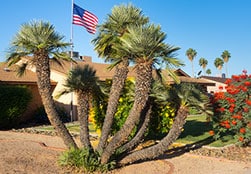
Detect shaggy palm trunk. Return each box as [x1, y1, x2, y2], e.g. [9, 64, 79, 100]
[97, 59, 129, 152]
[77, 91, 92, 149]
[101, 62, 152, 164]
[35, 53, 77, 149]
[120, 102, 152, 153]
[118, 106, 188, 166]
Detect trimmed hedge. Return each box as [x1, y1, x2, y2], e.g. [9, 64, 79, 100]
[0, 85, 32, 129]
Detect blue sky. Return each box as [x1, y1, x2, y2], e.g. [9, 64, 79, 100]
[1, 0, 250, 77]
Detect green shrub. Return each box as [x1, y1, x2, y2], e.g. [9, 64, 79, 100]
[59, 147, 115, 172]
[0, 85, 32, 129]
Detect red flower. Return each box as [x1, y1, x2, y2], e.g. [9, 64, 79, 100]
[239, 136, 244, 142]
[246, 100, 251, 106]
[239, 128, 246, 134]
[231, 120, 237, 125]
[219, 107, 225, 112]
[209, 130, 215, 136]
[244, 81, 251, 86]
[225, 124, 231, 129]
[243, 107, 249, 112]
[218, 86, 224, 90]
[229, 107, 234, 113]
[225, 79, 232, 85]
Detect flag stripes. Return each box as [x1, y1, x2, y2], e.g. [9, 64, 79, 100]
[73, 3, 98, 34]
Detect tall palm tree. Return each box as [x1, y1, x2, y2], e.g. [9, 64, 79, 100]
[58, 65, 102, 150]
[186, 48, 197, 77]
[214, 57, 224, 76]
[118, 83, 211, 165]
[6, 20, 77, 149]
[100, 24, 182, 164]
[221, 50, 231, 77]
[199, 57, 208, 75]
[92, 4, 149, 152]
[206, 69, 212, 76]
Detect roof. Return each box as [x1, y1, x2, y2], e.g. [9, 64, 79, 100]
[17, 56, 214, 86]
[200, 76, 230, 84]
[0, 62, 57, 85]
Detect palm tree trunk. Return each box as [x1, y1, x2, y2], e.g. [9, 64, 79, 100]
[119, 101, 152, 153]
[101, 62, 152, 164]
[35, 53, 78, 149]
[97, 59, 129, 152]
[78, 91, 92, 149]
[118, 106, 188, 166]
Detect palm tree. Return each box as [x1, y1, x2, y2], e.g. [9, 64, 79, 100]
[214, 57, 224, 76]
[186, 48, 197, 77]
[6, 20, 77, 149]
[100, 24, 182, 164]
[58, 65, 102, 150]
[221, 50, 231, 77]
[199, 57, 208, 75]
[118, 83, 210, 165]
[92, 4, 149, 152]
[206, 69, 212, 76]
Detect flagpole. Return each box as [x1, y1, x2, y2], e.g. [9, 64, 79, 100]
[70, 0, 74, 122]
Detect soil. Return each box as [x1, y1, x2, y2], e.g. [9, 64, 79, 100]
[0, 130, 250, 174]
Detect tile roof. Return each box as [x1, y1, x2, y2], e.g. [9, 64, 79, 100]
[200, 76, 230, 84]
[0, 62, 56, 85]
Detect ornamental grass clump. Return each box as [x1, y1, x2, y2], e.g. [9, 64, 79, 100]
[210, 70, 251, 146]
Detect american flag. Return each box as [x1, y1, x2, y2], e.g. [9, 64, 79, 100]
[73, 3, 98, 34]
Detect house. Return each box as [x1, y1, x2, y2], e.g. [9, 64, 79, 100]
[0, 62, 57, 122]
[199, 76, 229, 94]
[1, 56, 216, 121]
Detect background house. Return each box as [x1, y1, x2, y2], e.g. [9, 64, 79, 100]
[200, 76, 229, 94]
[1, 56, 216, 122]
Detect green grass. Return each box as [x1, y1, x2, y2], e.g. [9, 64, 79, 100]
[175, 115, 235, 147]
[35, 122, 98, 134]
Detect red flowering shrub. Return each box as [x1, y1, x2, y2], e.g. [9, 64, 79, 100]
[210, 70, 251, 146]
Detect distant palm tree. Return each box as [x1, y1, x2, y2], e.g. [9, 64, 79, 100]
[214, 57, 224, 76]
[199, 57, 208, 75]
[92, 4, 149, 152]
[58, 65, 103, 150]
[186, 48, 197, 77]
[206, 69, 212, 76]
[221, 50, 231, 77]
[6, 20, 77, 149]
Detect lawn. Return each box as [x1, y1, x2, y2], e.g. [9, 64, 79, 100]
[35, 115, 235, 147]
[175, 115, 236, 147]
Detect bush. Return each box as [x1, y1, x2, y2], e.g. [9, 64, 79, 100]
[0, 85, 32, 129]
[210, 70, 251, 146]
[59, 147, 115, 172]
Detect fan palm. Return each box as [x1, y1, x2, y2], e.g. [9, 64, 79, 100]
[6, 20, 77, 149]
[100, 24, 182, 164]
[221, 50, 231, 77]
[92, 4, 149, 152]
[214, 57, 224, 76]
[119, 83, 211, 165]
[186, 48, 197, 77]
[58, 65, 103, 150]
[199, 57, 208, 75]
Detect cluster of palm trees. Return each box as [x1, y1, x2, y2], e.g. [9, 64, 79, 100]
[186, 48, 231, 77]
[6, 3, 210, 170]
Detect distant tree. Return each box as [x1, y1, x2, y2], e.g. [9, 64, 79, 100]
[221, 50, 231, 77]
[186, 48, 197, 77]
[214, 57, 224, 76]
[206, 69, 212, 76]
[199, 57, 208, 75]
